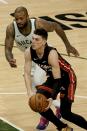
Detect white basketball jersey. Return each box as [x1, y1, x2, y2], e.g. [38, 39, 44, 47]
[14, 19, 35, 52]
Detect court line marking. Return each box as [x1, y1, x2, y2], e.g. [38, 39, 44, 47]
[0, 117, 24, 131]
[0, 92, 26, 95]
[0, 0, 8, 4]
[75, 95, 87, 99]
[0, 92, 87, 99]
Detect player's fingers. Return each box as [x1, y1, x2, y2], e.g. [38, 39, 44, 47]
[74, 50, 79, 57]
[10, 63, 17, 68]
[67, 51, 70, 56]
[45, 98, 53, 111]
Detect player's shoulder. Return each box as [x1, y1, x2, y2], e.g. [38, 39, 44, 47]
[36, 17, 46, 23]
[47, 44, 57, 52]
[49, 48, 58, 55]
[6, 22, 15, 37]
[7, 21, 14, 28]
[6, 22, 14, 33]
[47, 45, 58, 56]
[35, 17, 45, 26]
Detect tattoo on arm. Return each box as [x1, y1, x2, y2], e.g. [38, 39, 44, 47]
[5, 24, 15, 62]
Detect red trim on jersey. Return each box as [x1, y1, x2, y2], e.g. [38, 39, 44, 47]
[36, 85, 53, 93]
[59, 57, 76, 101]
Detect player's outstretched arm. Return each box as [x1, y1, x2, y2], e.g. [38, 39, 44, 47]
[36, 18, 79, 57]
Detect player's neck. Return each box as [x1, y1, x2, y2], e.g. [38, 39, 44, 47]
[18, 20, 31, 36]
[36, 46, 45, 59]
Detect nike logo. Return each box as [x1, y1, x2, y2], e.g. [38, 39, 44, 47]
[42, 61, 46, 63]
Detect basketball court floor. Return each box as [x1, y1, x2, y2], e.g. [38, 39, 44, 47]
[0, 0, 87, 130]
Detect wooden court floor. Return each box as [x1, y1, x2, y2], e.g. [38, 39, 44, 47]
[0, 0, 87, 130]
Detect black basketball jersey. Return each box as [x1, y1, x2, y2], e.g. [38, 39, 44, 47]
[30, 44, 76, 101]
[30, 43, 71, 77]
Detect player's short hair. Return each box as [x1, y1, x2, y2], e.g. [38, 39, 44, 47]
[14, 6, 28, 16]
[34, 28, 48, 40]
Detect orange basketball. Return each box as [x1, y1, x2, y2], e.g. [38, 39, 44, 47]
[29, 93, 49, 113]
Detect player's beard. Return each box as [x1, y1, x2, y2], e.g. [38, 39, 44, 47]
[17, 21, 28, 29]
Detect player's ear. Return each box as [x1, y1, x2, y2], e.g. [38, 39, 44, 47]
[44, 39, 47, 45]
[10, 13, 15, 17]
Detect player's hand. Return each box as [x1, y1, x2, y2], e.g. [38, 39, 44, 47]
[45, 98, 53, 111]
[9, 59, 17, 68]
[66, 45, 79, 57]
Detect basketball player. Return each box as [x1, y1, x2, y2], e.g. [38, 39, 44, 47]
[5, 6, 79, 67]
[5, 6, 79, 130]
[24, 28, 87, 131]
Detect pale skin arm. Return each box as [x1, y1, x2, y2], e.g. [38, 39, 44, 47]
[5, 23, 17, 67]
[46, 49, 61, 110]
[48, 50, 61, 79]
[36, 18, 79, 56]
[24, 48, 34, 97]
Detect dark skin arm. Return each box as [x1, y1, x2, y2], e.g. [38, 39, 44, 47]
[5, 23, 17, 67]
[36, 18, 79, 56]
